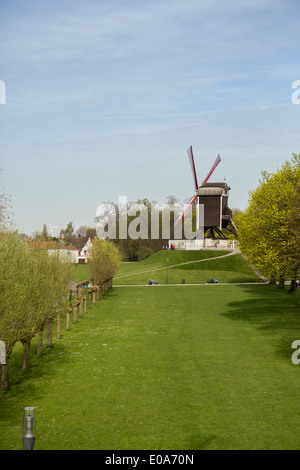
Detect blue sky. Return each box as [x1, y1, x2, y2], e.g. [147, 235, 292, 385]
[0, 0, 300, 236]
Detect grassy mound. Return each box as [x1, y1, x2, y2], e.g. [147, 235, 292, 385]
[111, 250, 262, 285]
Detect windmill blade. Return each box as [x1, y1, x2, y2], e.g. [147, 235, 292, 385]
[187, 146, 198, 191]
[201, 154, 221, 186]
[174, 192, 198, 228]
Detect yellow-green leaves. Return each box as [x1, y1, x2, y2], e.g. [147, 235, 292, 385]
[87, 239, 121, 286]
[236, 154, 300, 279]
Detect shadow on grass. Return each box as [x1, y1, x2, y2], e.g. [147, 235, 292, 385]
[187, 434, 218, 450]
[0, 291, 117, 430]
[0, 341, 72, 423]
[221, 284, 300, 362]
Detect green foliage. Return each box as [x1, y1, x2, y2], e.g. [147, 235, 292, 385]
[0, 231, 74, 388]
[236, 153, 300, 282]
[87, 239, 121, 285]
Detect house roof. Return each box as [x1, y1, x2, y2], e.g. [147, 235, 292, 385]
[27, 240, 78, 251]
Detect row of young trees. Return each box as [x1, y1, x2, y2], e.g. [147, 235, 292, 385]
[236, 153, 300, 293]
[0, 232, 121, 390]
[0, 231, 75, 390]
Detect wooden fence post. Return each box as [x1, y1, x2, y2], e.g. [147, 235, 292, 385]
[79, 296, 83, 317]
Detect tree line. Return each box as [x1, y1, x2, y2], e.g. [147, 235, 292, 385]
[0, 232, 120, 390]
[236, 153, 300, 293]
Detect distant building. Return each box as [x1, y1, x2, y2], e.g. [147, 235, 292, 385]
[24, 239, 79, 263]
[78, 237, 93, 264]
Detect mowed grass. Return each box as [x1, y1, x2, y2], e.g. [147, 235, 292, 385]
[1, 283, 300, 450]
[112, 249, 261, 285]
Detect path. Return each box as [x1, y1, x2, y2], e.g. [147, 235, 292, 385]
[114, 249, 241, 280]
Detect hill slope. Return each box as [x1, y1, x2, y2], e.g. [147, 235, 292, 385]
[113, 249, 262, 285]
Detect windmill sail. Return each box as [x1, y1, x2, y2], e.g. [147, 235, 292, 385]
[174, 148, 222, 228]
[201, 154, 221, 186]
[174, 192, 198, 228]
[187, 146, 198, 191]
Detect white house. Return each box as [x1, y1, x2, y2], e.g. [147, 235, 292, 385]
[78, 237, 93, 264]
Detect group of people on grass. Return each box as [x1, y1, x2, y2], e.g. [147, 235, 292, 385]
[162, 243, 175, 250]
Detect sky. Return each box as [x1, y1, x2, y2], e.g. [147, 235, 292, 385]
[0, 0, 300, 236]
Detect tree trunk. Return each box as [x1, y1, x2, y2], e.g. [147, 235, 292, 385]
[47, 320, 53, 346]
[1, 362, 9, 390]
[288, 277, 297, 294]
[57, 311, 62, 338]
[269, 272, 277, 285]
[73, 304, 77, 323]
[278, 273, 285, 289]
[22, 340, 30, 372]
[66, 308, 71, 331]
[37, 330, 43, 358]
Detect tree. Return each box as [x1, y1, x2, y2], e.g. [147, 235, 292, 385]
[95, 197, 183, 261]
[87, 239, 120, 286]
[0, 231, 74, 389]
[236, 154, 300, 293]
[60, 222, 75, 245]
[42, 223, 49, 240]
[0, 232, 29, 389]
[0, 178, 12, 230]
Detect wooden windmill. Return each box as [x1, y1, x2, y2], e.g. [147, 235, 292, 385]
[175, 146, 237, 239]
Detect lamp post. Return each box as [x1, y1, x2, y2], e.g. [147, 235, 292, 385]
[166, 257, 169, 284]
[22, 407, 36, 450]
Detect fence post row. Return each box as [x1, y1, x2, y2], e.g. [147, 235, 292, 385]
[0, 276, 115, 390]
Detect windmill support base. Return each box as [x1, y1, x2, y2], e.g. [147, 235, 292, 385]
[204, 222, 237, 240]
[204, 226, 227, 240]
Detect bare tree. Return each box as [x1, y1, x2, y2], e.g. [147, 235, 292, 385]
[0, 171, 12, 230]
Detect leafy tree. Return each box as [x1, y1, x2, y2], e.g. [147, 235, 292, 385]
[87, 239, 120, 286]
[236, 154, 300, 293]
[60, 221, 75, 245]
[0, 232, 29, 389]
[0, 232, 74, 389]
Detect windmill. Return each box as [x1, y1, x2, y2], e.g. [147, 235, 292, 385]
[175, 146, 237, 239]
[48, 223, 59, 238]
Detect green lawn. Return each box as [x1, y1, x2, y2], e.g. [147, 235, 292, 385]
[1, 283, 300, 450]
[113, 250, 261, 285]
[75, 249, 261, 285]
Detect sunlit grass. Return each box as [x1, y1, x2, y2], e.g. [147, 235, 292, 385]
[1, 284, 300, 450]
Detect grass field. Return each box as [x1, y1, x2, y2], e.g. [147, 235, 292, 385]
[1, 277, 300, 449]
[76, 249, 262, 285]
